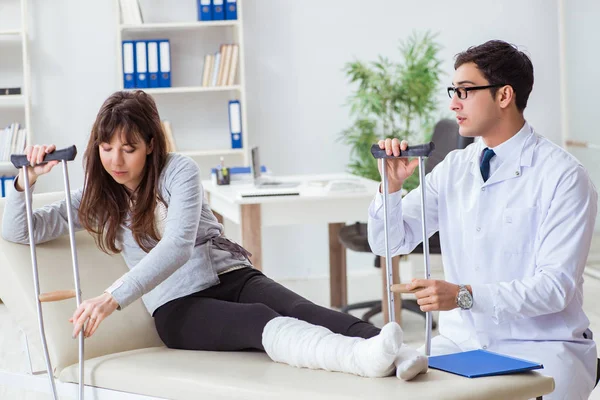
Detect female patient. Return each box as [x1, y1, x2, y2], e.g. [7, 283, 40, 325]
[1, 90, 427, 380]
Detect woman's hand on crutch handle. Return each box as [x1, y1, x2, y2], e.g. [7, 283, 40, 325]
[69, 293, 119, 339]
[377, 138, 420, 194]
[15, 144, 60, 191]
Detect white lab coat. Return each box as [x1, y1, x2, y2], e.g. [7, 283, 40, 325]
[368, 123, 598, 399]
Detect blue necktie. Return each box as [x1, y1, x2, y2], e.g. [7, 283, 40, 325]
[480, 148, 496, 182]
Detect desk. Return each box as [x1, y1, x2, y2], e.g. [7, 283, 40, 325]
[203, 173, 381, 310]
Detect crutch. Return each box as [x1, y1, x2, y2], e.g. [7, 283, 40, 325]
[371, 142, 435, 356]
[11, 145, 85, 400]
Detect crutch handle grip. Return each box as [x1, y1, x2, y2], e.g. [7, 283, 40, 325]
[390, 283, 425, 294]
[39, 290, 76, 303]
[371, 142, 435, 159]
[11, 145, 77, 168]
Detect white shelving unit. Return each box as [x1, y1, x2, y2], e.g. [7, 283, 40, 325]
[179, 148, 244, 157]
[0, 29, 22, 36]
[115, 1, 250, 175]
[121, 20, 239, 31]
[142, 84, 241, 95]
[0, 94, 25, 108]
[0, 0, 32, 176]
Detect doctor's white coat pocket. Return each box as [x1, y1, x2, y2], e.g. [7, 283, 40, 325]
[501, 207, 538, 255]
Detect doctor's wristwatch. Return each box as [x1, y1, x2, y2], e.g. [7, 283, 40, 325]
[456, 284, 473, 310]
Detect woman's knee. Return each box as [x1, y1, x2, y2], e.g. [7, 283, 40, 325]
[248, 302, 280, 326]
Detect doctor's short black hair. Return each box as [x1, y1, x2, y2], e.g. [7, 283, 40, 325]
[454, 40, 534, 112]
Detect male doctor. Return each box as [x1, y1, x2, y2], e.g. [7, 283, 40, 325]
[368, 40, 598, 399]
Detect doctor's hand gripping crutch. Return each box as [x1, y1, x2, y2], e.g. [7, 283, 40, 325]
[371, 141, 435, 356]
[11, 145, 85, 400]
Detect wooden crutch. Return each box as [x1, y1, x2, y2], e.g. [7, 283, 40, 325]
[11, 145, 84, 400]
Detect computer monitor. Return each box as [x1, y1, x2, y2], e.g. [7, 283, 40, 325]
[251, 146, 262, 184]
[249, 146, 299, 189]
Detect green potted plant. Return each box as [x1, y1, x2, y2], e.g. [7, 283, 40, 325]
[339, 31, 443, 192]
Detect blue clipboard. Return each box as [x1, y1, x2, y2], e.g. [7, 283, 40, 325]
[428, 349, 543, 378]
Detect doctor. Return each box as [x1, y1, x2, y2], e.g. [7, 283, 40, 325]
[368, 40, 598, 399]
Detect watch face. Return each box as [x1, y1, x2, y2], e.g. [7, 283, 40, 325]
[458, 291, 473, 309]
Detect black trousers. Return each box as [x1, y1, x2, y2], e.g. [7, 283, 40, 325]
[153, 267, 380, 351]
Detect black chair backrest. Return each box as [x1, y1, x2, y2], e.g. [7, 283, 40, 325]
[425, 119, 474, 174]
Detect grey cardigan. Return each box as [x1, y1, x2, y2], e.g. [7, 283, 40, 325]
[1, 153, 253, 315]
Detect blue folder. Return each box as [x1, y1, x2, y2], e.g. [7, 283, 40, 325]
[428, 349, 543, 378]
[147, 41, 160, 88]
[122, 41, 136, 89]
[134, 40, 148, 88]
[158, 40, 171, 88]
[225, 0, 237, 20]
[228, 100, 243, 149]
[212, 0, 225, 20]
[197, 0, 212, 20]
[1, 176, 15, 198]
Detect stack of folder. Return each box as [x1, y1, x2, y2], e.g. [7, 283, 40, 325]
[0, 123, 26, 162]
[122, 40, 171, 89]
[201, 44, 239, 87]
[119, 0, 143, 25]
[161, 120, 177, 152]
[197, 0, 237, 21]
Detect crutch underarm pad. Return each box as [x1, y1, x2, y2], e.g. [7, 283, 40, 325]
[370, 142, 435, 159]
[11, 145, 77, 168]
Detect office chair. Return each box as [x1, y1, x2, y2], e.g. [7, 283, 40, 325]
[339, 119, 473, 324]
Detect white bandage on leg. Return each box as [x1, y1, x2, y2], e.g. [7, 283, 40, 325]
[262, 317, 402, 378]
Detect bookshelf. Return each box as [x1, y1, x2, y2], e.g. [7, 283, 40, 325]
[179, 148, 244, 157]
[142, 85, 241, 95]
[120, 20, 240, 31]
[115, 0, 250, 177]
[0, 0, 32, 177]
[0, 29, 22, 36]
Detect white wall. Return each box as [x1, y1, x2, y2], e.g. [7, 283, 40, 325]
[14, 0, 562, 280]
[562, 0, 600, 221]
[24, 0, 118, 191]
[241, 0, 562, 279]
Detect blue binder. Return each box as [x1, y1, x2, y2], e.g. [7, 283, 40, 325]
[225, 0, 237, 20]
[197, 0, 212, 20]
[122, 41, 136, 89]
[428, 349, 543, 378]
[228, 100, 242, 149]
[212, 0, 225, 20]
[147, 41, 160, 88]
[1, 176, 15, 198]
[134, 40, 148, 88]
[158, 39, 171, 88]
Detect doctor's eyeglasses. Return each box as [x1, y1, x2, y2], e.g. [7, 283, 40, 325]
[447, 84, 507, 100]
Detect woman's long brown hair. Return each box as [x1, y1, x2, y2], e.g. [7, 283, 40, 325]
[78, 90, 168, 254]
